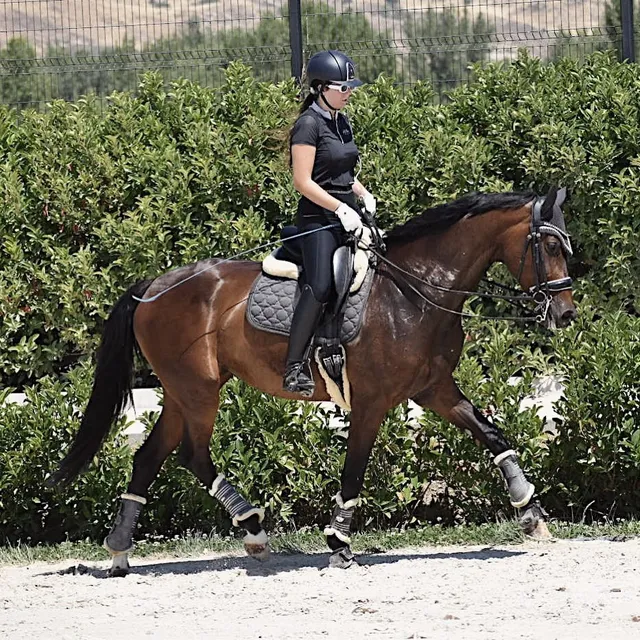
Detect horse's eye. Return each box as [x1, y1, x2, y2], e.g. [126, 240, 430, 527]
[546, 240, 561, 256]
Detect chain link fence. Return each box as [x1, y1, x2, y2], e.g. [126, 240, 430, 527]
[0, 0, 636, 109]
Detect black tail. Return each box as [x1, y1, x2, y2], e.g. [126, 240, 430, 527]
[49, 280, 152, 486]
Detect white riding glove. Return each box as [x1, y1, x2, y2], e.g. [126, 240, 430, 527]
[361, 190, 377, 216]
[335, 202, 363, 234]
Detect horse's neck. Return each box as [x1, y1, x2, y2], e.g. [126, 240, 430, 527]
[389, 217, 503, 297]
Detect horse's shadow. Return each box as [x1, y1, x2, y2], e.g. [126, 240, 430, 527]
[46, 546, 526, 580]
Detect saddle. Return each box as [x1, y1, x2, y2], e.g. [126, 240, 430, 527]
[262, 225, 371, 293]
[246, 226, 376, 409]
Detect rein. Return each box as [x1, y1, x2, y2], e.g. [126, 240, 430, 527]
[133, 195, 572, 324]
[132, 224, 340, 303]
[370, 248, 547, 322]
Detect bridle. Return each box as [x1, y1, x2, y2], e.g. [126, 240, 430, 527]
[514, 196, 573, 320]
[366, 196, 573, 323]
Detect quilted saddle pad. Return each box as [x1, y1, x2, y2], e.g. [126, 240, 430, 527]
[246, 268, 374, 344]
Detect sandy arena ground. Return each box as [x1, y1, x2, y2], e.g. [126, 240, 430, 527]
[1, 537, 640, 639]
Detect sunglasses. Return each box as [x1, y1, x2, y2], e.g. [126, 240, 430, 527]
[326, 83, 354, 94]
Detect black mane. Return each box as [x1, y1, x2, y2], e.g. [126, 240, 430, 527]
[385, 191, 536, 243]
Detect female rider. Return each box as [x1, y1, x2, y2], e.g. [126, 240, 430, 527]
[283, 50, 376, 396]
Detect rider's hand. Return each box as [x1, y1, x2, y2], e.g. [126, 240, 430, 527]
[361, 190, 377, 216]
[335, 202, 363, 233]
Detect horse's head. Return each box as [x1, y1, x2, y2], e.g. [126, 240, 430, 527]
[505, 187, 577, 329]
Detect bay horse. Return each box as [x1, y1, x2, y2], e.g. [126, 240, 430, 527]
[52, 187, 576, 575]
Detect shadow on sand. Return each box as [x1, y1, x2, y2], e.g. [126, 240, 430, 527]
[44, 546, 526, 580]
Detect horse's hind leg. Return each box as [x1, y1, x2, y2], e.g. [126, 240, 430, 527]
[177, 385, 270, 561]
[104, 394, 185, 576]
[413, 378, 551, 539]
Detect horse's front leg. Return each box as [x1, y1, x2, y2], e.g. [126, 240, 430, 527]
[324, 399, 389, 568]
[412, 379, 551, 539]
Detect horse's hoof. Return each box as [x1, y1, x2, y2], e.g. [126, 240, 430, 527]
[243, 530, 271, 561]
[329, 546, 355, 569]
[526, 518, 553, 540]
[519, 501, 553, 540]
[106, 554, 130, 577]
[246, 542, 271, 561]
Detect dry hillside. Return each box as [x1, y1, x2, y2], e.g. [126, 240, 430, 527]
[0, 0, 611, 55]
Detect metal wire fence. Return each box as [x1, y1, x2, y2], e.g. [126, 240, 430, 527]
[0, 0, 636, 109]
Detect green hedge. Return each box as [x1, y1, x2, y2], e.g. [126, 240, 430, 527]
[1, 52, 638, 386]
[1, 51, 640, 543]
[0, 66, 299, 387]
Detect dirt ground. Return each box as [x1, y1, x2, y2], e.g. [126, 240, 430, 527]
[1, 537, 640, 639]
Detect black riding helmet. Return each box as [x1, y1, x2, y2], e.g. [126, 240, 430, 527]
[306, 50, 363, 93]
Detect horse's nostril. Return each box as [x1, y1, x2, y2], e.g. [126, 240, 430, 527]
[561, 308, 577, 324]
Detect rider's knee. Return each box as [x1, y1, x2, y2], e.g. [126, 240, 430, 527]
[312, 282, 333, 304]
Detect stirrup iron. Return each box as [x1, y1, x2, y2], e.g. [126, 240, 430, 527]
[283, 360, 315, 397]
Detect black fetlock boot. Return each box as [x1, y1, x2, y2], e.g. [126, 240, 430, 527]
[104, 493, 146, 554]
[283, 284, 324, 397]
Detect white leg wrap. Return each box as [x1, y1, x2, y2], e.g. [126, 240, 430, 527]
[325, 492, 359, 545]
[209, 474, 264, 527]
[233, 507, 265, 528]
[335, 492, 360, 510]
[121, 493, 147, 505]
[493, 450, 517, 466]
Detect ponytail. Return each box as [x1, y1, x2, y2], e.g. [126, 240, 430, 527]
[298, 92, 316, 115]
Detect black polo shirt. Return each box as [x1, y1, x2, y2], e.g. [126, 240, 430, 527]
[290, 102, 360, 223]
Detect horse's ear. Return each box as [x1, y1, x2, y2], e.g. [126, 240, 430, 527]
[541, 186, 558, 220]
[555, 186, 567, 209]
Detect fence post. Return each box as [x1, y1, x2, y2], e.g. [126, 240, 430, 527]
[621, 0, 635, 62]
[289, 0, 304, 83]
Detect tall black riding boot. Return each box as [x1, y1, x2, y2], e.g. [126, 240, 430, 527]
[283, 284, 324, 397]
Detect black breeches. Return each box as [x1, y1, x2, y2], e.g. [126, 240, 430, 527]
[300, 223, 341, 303]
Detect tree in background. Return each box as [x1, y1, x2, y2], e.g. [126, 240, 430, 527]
[7, 1, 624, 110]
[548, 0, 636, 63]
[46, 38, 140, 103]
[0, 39, 46, 108]
[0, 1, 493, 109]
[171, 0, 400, 84]
[1, 37, 151, 108]
[404, 8, 495, 95]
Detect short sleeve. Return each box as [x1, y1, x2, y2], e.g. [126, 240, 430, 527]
[291, 114, 319, 147]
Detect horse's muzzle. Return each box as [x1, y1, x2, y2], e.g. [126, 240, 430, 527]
[547, 296, 577, 329]
[558, 306, 578, 327]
